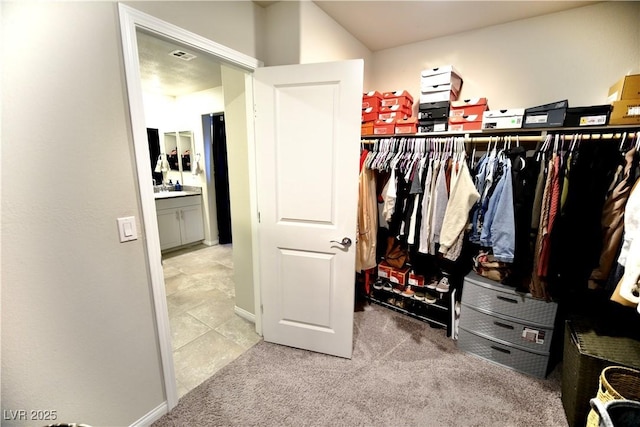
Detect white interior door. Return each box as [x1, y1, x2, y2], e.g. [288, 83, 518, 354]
[254, 60, 363, 358]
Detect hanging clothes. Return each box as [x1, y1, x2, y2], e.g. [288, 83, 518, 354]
[589, 147, 637, 289]
[612, 178, 640, 310]
[356, 150, 378, 272]
[439, 152, 480, 261]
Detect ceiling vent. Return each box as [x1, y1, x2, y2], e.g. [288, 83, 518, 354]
[169, 50, 197, 61]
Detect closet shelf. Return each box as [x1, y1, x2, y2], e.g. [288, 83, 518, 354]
[367, 295, 448, 328]
[361, 124, 640, 140]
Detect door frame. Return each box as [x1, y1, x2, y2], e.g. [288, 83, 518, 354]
[118, 3, 263, 411]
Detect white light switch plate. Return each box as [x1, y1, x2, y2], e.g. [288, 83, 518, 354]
[117, 216, 137, 242]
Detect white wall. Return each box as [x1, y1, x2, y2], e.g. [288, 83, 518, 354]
[299, 1, 374, 89]
[2, 1, 262, 426]
[371, 1, 640, 113]
[264, 0, 300, 66]
[125, 0, 265, 61]
[2, 2, 165, 426]
[221, 65, 255, 315]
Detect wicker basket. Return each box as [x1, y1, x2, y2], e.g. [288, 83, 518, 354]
[586, 366, 640, 427]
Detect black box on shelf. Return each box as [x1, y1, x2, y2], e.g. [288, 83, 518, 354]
[418, 101, 450, 120]
[418, 118, 448, 133]
[563, 105, 612, 127]
[523, 99, 568, 128]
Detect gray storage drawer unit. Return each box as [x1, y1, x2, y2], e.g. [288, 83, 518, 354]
[457, 272, 558, 378]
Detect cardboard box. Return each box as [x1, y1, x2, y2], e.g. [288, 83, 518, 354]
[450, 98, 489, 118]
[418, 119, 448, 133]
[362, 91, 382, 109]
[389, 266, 410, 286]
[408, 272, 426, 287]
[421, 65, 463, 94]
[564, 105, 612, 127]
[609, 99, 640, 125]
[395, 117, 418, 134]
[377, 261, 393, 279]
[378, 104, 412, 120]
[482, 109, 525, 130]
[381, 90, 414, 108]
[448, 116, 483, 132]
[607, 74, 640, 102]
[361, 107, 378, 122]
[361, 121, 374, 135]
[420, 85, 459, 104]
[373, 119, 396, 135]
[419, 101, 450, 120]
[523, 100, 568, 128]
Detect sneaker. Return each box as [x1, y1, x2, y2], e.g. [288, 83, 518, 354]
[435, 276, 450, 293]
[424, 293, 437, 304]
[383, 282, 393, 292]
[392, 284, 403, 294]
[427, 278, 438, 290]
[401, 286, 415, 297]
[414, 291, 425, 301]
[373, 279, 384, 290]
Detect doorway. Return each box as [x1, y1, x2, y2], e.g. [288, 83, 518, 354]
[119, 3, 263, 408]
[202, 113, 232, 244]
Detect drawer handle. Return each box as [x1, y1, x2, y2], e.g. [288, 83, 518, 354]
[497, 296, 518, 304]
[494, 321, 515, 330]
[490, 345, 511, 355]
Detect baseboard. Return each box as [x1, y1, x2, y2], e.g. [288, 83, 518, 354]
[234, 305, 255, 323]
[130, 401, 167, 427]
[203, 239, 219, 247]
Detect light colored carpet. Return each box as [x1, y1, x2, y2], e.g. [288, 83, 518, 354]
[153, 303, 567, 427]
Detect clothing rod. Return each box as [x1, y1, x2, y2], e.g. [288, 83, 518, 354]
[362, 131, 638, 144]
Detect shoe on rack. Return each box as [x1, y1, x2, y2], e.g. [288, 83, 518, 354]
[435, 276, 450, 293]
[392, 284, 403, 294]
[427, 278, 438, 290]
[401, 286, 415, 297]
[373, 278, 385, 290]
[382, 281, 393, 292]
[424, 293, 437, 304]
[414, 291, 425, 301]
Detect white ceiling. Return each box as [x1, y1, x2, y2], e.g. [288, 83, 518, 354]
[137, 0, 598, 97]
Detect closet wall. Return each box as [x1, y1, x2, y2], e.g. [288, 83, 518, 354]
[370, 1, 640, 109]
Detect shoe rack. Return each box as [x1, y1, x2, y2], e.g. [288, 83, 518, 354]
[368, 276, 456, 335]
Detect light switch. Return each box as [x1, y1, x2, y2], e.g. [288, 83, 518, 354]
[117, 216, 137, 242]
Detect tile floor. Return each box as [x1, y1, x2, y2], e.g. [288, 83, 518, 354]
[162, 243, 262, 398]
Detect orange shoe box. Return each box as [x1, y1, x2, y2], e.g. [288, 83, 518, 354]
[361, 121, 374, 135]
[450, 98, 489, 119]
[408, 272, 426, 287]
[377, 261, 393, 279]
[395, 117, 418, 134]
[363, 91, 382, 109]
[374, 119, 396, 135]
[389, 266, 410, 286]
[379, 105, 412, 120]
[448, 114, 483, 131]
[381, 90, 414, 108]
[362, 107, 378, 122]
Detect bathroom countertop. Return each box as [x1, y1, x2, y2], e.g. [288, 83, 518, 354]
[153, 187, 202, 200]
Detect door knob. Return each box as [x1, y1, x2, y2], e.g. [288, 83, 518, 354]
[330, 237, 352, 247]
